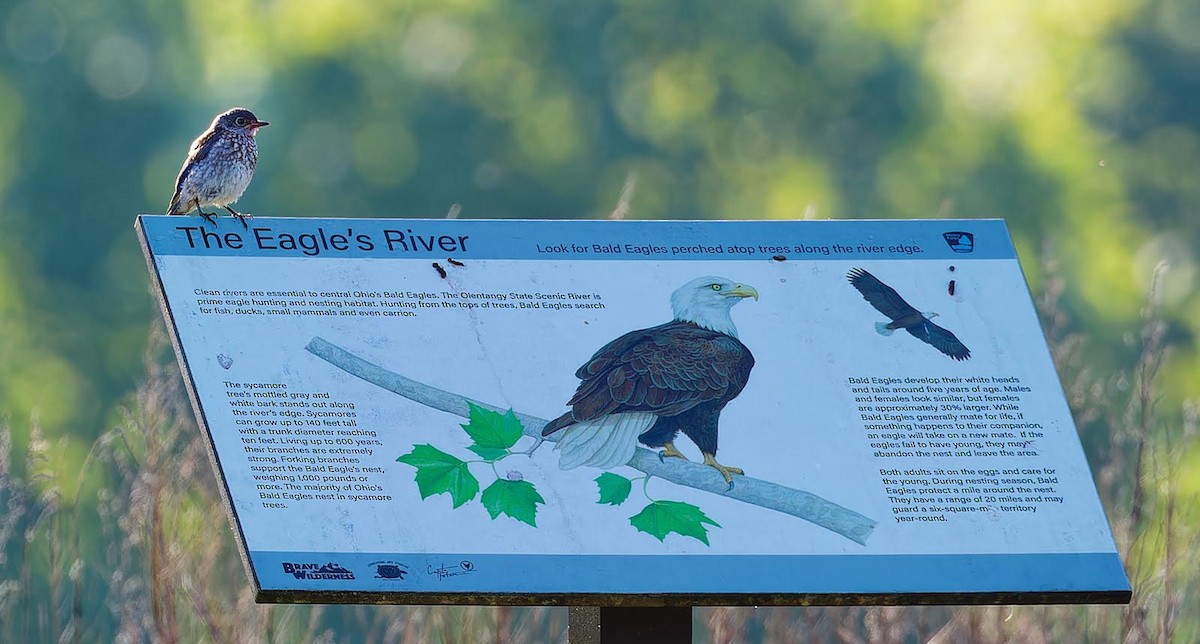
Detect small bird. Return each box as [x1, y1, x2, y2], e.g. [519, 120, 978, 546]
[166, 107, 268, 227]
[848, 267, 971, 361]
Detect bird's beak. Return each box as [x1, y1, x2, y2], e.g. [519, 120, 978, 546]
[726, 284, 759, 301]
[251, 119, 269, 129]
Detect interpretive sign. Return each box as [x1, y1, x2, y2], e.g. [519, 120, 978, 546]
[136, 216, 1129, 605]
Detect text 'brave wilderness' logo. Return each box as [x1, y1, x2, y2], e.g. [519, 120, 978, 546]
[281, 561, 355, 581]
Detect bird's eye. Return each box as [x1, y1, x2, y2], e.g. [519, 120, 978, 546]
[235, 117, 247, 126]
[710, 284, 722, 291]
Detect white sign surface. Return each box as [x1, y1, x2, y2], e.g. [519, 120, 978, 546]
[137, 216, 1128, 603]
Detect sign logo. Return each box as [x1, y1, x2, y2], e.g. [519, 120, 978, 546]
[281, 561, 355, 581]
[427, 560, 476, 581]
[369, 560, 409, 580]
[942, 231, 974, 253]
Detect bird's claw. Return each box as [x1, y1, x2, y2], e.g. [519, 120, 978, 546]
[702, 453, 743, 489]
[657, 442, 689, 463]
[226, 207, 252, 229]
[200, 211, 218, 227]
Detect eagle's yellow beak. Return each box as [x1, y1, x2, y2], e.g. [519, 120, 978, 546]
[727, 284, 759, 301]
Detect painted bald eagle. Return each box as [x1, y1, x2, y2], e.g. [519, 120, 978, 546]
[541, 276, 758, 486]
[847, 268, 971, 361]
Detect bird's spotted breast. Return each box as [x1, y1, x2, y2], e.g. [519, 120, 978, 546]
[178, 133, 258, 207]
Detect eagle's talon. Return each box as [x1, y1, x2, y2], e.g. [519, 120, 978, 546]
[658, 442, 688, 463]
[702, 453, 743, 486]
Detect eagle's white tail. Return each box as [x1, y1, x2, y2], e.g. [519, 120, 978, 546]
[556, 412, 656, 470]
[875, 322, 894, 336]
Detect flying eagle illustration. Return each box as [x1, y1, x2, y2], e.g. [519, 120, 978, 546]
[541, 276, 757, 487]
[847, 268, 971, 361]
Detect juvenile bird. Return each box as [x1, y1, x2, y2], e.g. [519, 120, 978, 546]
[166, 107, 268, 228]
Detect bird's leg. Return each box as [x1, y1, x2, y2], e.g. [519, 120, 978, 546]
[657, 442, 689, 463]
[702, 452, 743, 489]
[192, 203, 218, 227]
[225, 206, 250, 229]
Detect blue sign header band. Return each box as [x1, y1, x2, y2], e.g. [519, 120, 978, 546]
[137, 216, 1016, 261]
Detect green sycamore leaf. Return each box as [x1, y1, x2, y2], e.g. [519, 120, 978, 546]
[467, 444, 509, 461]
[595, 472, 632, 506]
[460, 402, 525, 450]
[480, 479, 545, 527]
[397, 444, 479, 508]
[629, 500, 722, 546]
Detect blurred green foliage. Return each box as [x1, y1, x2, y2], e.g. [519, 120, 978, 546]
[0, 0, 1198, 640]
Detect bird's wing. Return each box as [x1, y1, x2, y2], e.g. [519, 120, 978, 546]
[166, 128, 220, 213]
[905, 319, 971, 361]
[562, 323, 753, 423]
[847, 268, 920, 320]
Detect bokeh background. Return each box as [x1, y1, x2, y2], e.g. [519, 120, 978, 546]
[1, 0, 1197, 641]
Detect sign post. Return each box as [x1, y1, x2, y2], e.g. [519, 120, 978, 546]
[137, 216, 1129, 614]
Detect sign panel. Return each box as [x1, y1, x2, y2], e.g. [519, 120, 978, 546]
[136, 216, 1129, 604]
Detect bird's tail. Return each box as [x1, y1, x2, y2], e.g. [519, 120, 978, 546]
[875, 322, 894, 336]
[541, 411, 576, 437]
[166, 190, 190, 215]
[555, 412, 656, 470]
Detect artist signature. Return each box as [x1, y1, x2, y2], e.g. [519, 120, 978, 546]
[427, 560, 476, 580]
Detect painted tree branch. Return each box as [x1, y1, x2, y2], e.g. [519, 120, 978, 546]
[305, 336, 876, 545]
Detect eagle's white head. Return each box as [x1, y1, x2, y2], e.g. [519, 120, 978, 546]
[670, 276, 758, 337]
